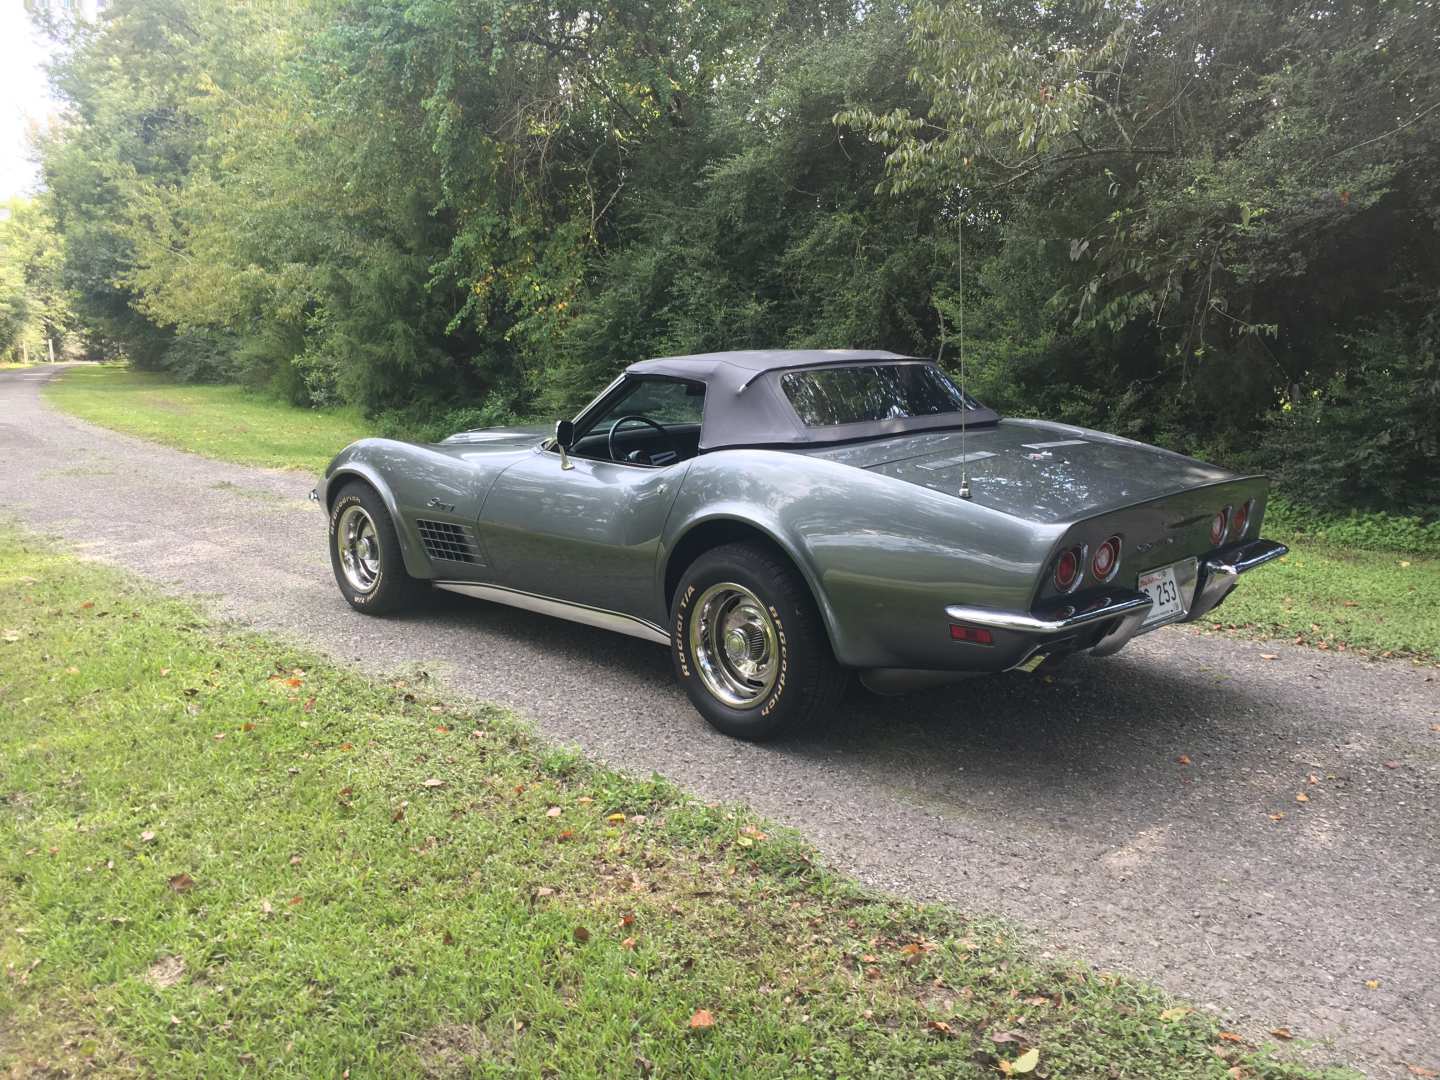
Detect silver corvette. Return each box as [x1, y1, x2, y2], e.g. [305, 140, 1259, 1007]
[314, 350, 1286, 739]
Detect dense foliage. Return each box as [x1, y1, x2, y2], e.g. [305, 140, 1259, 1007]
[0, 198, 73, 362]
[27, 0, 1440, 515]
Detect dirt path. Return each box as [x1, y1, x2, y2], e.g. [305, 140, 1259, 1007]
[3, 365, 1437, 1077]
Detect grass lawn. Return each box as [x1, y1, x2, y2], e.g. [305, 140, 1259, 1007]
[43, 364, 369, 473]
[1201, 530, 1438, 663]
[0, 530, 1348, 1079]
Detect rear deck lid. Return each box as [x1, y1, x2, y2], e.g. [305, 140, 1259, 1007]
[801, 419, 1232, 524]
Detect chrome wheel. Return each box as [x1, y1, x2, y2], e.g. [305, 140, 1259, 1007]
[336, 504, 381, 593]
[689, 582, 780, 708]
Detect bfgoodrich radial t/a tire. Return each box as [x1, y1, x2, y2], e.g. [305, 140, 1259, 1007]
[670, 542, 845, 740]
[328, 481, 423, 615]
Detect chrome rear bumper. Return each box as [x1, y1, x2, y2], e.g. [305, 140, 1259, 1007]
[944, 536, 1289, 667]
[1189, 537, 1289, 621]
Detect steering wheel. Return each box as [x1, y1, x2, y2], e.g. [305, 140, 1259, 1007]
[607, 414, 678, 465]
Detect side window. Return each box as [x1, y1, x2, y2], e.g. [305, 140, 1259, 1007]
[589, 378, 705, 429]
[573, 377, 706, 465]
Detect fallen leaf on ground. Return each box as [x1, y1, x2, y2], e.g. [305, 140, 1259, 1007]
[621, 937, 637, 950]
[990, 1030, 1023, 1043]
[1269, 1027, 1293, 1040]
[1268, 812, 1285, 821]
[1294, 792, 1309, 803]
[1365, 979, 1380, 989]
[573, 926, 590, 944]
[546, 806, 562, 817]
[534, 887, 555, 899]
[688, 1009, 715, 1029]
[289, 895, 303, 906]
[260, 900, 274, 916]
[140, 830, 156, 843]
[80, 601, 94, 609]
[1217, 1031, 1243, 1042]
[606, 813, 626, 824]
[421, 778, 446, 789]
[1005, 1047, 1040, 1075]
[1159, 1007, 1191, 1022]
[1383, 760, 1401, 769]
[621, 913, 635, 927]
[167, 873, 195, 893]
[927, 1020, 953, 1035]
[1407, 1066, 1439, 1078]
[1260, 654, 1278, 661]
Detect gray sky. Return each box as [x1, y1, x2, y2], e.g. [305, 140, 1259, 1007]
[1, 3, 60, 201]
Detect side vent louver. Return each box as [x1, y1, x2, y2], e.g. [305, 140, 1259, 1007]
[416, 519, 480, 564]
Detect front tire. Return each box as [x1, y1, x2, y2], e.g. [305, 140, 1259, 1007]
[328, 481, 422, 614]
[670, 542, 844, 740]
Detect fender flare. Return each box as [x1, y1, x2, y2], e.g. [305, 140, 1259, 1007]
[324, 463, 429, 579]
[658, 509, 845, 659]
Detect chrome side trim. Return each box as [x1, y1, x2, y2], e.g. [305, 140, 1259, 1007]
[945, 590, 1152, 635]
[433, 581, 671, 646]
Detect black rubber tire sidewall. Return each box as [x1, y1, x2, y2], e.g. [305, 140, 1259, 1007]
[328, 481, 419, 615]
[670, 542, 842, 740]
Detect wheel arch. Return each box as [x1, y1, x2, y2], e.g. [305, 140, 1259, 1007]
[324, 464, 428, 578]
[660, 515, 843, 658]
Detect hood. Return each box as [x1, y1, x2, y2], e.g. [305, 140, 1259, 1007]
[434, 425, 549, 449]
[801, 419, 1233, 524]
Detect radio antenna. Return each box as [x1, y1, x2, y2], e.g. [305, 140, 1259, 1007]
[955, 194, 972, 500]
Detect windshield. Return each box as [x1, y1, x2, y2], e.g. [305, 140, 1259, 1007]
[779, 363, 984, 428]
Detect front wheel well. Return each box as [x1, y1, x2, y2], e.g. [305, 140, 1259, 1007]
[326, 471, 379, 513]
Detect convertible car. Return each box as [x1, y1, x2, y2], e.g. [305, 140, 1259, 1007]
[314, 349, 1286, 739]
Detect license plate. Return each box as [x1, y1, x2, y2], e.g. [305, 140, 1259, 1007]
[1138, 564, 1186, 626]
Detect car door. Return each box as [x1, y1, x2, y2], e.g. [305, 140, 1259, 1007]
[475, 376, 703, 627]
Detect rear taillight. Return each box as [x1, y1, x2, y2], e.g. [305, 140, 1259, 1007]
[1210, 508, 1230, 547]
[1230, 499, 1252, 540]
[1092, 536, 1121, 582]
[1054, 546, 1083, 592]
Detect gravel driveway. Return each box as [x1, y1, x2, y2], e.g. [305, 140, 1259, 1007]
[3, 365, 1436, 1077]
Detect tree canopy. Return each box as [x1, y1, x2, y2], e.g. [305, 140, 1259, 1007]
[27, 0, 1440, 514]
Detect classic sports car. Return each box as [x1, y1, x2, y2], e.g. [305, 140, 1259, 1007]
[314, 349, 1286, 739]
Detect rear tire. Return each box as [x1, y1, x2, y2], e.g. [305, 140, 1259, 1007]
[328, 481, 423, 615]
[670, 542, 845, 740]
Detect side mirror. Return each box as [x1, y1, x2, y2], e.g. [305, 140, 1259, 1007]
[554, 419, 576, 471]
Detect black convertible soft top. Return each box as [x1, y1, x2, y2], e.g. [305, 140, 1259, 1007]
[624, 349, 999, 450]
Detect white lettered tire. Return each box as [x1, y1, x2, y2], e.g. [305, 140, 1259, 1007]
[671, 542, 844, 739]
[328, 481, 422, 614]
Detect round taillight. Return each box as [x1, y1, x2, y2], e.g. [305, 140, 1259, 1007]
[1231, 500, 1251, 540]
[1210, 508, 1229, 547]
[1092, 536, 1120, 581]
[1054, 547, 1081, 592]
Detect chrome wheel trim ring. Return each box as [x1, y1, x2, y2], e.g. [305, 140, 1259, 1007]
[689, 582, 780, 709]
[336, 504, 382, 593]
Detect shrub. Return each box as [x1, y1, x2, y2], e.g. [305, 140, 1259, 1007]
[1262, 317, 1440, 519]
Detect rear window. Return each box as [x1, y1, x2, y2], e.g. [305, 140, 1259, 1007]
[780, 363, 982, 427]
